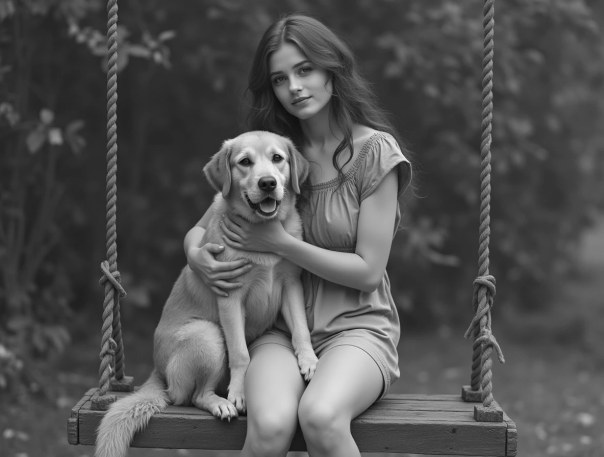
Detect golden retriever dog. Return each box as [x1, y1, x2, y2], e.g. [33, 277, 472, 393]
[95, 131, 318, 457]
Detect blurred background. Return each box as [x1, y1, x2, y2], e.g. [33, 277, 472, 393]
[1, 0, 603, 456]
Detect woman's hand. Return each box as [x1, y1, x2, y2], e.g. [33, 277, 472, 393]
[221, 215, 288, 254]
[186, 243, 252, 297]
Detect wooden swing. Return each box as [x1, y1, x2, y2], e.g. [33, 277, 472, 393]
[67, 0, 517, 455]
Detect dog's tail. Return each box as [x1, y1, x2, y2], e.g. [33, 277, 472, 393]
[95, 370, 168, 457]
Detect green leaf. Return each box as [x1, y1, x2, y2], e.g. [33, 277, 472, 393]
[39, 108, 54, 124]
[0, 102, 19, 126]
[65, 120, 86, 154]
[48, 128, 63, 146]
[0, 0, 16, 21]
[158, 30, 176, 42]
[127, 44, 151, 58]
[26, 126, 47, 153]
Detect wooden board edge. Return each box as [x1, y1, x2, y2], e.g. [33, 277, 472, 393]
[67, 388, 97, 445]
[77, 408, 510, 455]
[69, 388, 516, 455]
[382, 393, 466, 401]
[506, 419, 518, 456]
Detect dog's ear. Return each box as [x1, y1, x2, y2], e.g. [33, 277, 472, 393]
[203, 139, 234, 197]
[286, 138, 309, 194]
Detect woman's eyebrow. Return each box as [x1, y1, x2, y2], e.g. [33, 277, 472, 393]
[270, 60, 312, 77]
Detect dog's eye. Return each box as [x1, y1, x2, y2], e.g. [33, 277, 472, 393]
[272, 154, 284, 163]
[238, 157, 252, 166]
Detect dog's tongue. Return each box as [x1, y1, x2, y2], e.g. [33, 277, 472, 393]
[259, 198, 277, 213]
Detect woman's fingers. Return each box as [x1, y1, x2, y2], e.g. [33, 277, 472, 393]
[222, 218, 245, 242]
[211, 278, 246, 297]
[210, 286, 229, 297]
[214, 280, 243, 290]
[225, 214, 245, 228]
[212, 263, 253, 280]
[204, 243, 226, 254]
[223, 237, 242, 249]
[205, 258, 252, 296]
[210, 258, 249, 272]
[221, 217, 237, 233]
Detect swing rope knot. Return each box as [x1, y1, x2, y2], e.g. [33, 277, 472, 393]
[100, 337, 117, 358]
[464, 273, 505, 364]
[464, 274, 496, 339]
[474, 275, 496, 298]
[476, 328, 505, 364]
[99, 337, 117, 374]
[100, 260, 127, 298]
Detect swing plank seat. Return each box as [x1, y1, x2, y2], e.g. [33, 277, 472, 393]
[68, 388, 517, 456]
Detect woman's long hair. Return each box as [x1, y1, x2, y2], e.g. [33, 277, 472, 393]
[246, 14, 404, 179]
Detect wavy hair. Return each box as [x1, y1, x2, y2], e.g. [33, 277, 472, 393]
[246, 14, 404, 179]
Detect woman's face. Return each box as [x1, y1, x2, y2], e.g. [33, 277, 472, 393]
[269, 42, 333, 121]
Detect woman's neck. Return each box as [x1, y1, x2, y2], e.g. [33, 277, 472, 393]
[300, 110, 342, 151]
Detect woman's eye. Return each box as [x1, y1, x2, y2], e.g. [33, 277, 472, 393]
[272, 154, 284, 163]
[272, 75, 285, 86]
[299, 66, 313, 75]
[239, 158, 252, 166]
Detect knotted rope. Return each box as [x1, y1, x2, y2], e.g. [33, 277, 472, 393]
[464, 0, 505, 410]
[97, 0, 127, 397]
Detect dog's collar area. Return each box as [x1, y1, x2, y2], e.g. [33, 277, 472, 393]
[244, 193, 281, 218]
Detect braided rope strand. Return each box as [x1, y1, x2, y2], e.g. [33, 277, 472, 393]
[98, 0, 126, 395]
[464, 0, 505, 410]
[477, 0, 496, 407]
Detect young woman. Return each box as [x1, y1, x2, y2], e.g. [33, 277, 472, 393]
[184, 14, 412, 457]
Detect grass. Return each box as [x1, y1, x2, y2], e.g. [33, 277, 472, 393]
[2, 222, 604, 457]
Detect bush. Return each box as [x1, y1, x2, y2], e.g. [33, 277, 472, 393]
[1, 0, 603, 394]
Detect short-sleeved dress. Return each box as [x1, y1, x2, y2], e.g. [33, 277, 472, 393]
[249, 130, 412, 397]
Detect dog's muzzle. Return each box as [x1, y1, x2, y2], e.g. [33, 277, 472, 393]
[245, 194, 281, 218]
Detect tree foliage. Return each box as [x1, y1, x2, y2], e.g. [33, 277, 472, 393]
[1, 0, 603, 393]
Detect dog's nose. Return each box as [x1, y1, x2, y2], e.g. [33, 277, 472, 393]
[258, 176, 277, 192]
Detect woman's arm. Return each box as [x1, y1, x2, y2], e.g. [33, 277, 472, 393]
[183, 204, 215, 254]
[282, 169, 398, 291]
[185, 204, 252, 297]
[222, 169, 399, 292]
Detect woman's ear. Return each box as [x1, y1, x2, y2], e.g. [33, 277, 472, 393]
[286, 138, 309, 194]
[203, 139, 234, 197]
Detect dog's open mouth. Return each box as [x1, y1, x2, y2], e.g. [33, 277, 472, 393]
[245, 194, 281, 217]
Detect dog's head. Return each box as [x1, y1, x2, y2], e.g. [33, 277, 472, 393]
[203, 131, 309, 222]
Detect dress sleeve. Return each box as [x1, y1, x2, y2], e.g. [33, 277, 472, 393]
[358, 133, 412, 201]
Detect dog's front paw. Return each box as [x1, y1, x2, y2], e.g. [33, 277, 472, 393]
[297, 349, 318, 381]
[211, 398, 239, 422]
[193, 392, 239, 422]
[227, 387, 246, 414]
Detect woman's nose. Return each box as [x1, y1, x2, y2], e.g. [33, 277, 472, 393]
[289, 76, 302, 93]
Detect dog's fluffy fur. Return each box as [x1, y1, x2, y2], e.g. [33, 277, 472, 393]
[95, 131, 318, 457]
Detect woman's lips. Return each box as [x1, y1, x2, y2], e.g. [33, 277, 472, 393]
[292, 96, 310, 105]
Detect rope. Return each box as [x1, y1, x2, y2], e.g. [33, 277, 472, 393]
[464, 0, 505, 410]
[98, 0, 127, 397]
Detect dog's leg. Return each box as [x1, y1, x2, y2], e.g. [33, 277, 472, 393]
[167, 320, 238, 420]
[217, 296, 249, 414]
[281, 279, 318, 381]
[192, 360, 237, 421]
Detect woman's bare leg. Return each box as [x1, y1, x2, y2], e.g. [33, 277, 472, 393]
[241, 343, 306, 457]
[298, 345, 383, 457]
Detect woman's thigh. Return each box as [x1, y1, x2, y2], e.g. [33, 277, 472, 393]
[300, 345, 383, 420]
[245, 342, 306, 428]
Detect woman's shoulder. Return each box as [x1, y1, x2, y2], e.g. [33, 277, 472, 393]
[353, 125, 398, 148]
[353, 127, 412, 200]
[352, 126, 399, 157]
[353, 125, 382, 143]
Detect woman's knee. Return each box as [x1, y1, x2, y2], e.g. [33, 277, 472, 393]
[245, 406, 298, 456]
[298, 394, 350, 451]
[242, 342, 305, 456]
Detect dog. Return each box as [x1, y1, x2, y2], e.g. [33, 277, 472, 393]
[95, 131, 318, 457]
